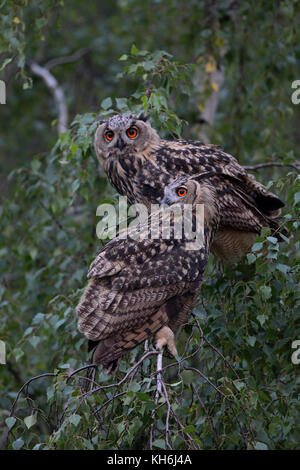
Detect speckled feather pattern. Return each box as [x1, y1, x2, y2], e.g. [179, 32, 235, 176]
[94, 115, 284, 262]
[78, 115, 285, 370]
[76, 176, 220, 369]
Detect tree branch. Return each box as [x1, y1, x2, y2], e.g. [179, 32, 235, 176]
[155, 352, 163, 401]
[200, 65, 225, 127]
[243, 161, 300, 172]
[29, 61, 68, 135]
[44, 48, 89, 70]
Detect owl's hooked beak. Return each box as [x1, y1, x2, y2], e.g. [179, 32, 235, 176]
[117, 137, 125, 150]
[161, 196, 172, 206]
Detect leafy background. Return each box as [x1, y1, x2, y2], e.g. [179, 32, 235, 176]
[0, 0, 299, 450]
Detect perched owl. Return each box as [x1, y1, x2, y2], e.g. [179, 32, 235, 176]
[94, 113, 284, 263]
[77, 172, 221, 372]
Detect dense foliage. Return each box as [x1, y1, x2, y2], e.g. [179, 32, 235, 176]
[0, 0, 299, 450]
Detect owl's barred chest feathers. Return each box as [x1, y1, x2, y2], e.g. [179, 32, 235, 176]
[104, 139, 231, 206]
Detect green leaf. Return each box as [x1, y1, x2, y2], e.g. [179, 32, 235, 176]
[252, 242, 263, 252]
[136, 391, 150, 402]
[12, 438, 24, 450]
[170, 380, 182, 387]
[116, 98, 127, 111]
[32, 444, 42, 450]
[294, 192, 300, 205]
[32, 313, 45, 324]
[129, 382, 141, 392]
[72, 178, 80, 194]
[29, 336, 41, 348]
[247, 253, 256, 264]
[131, 44, 139, 55]
[24, 413, 37, 429]
[0, 57, 13, 71]
[234, 381, 246, 391]
[257, 314, 267, 326]
[260, 286, 272, 300]
[47, 385, 55, 401]
[58, 363, 70, 369]
[69, 414, 81, 426]
[246, 336, 256, 347]
[144, 60, 154, 71]
[254, 441, 268, 450]
[5, 417, 16, 430]
[12, 348, 24, 362]
[183, 425, 196, 434]
[152, 439, 166, 449]
[31, 160, 41, 173]
[101, 97, 112, 110]
[276, 263, 290, 274]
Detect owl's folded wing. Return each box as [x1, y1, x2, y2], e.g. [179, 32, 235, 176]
[211, 173, 283, 235]
[161, 140, 284, 216]
[77, 237, 205, 341]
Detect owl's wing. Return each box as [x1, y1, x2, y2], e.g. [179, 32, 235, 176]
[87, 208, 207, 286]
[77, 212, 206, 343]
[200, 172, 282, 234]
[157, 140, 284, 216]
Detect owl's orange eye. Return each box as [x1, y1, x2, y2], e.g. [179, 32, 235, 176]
[105, 130, 114, 141]
[126, 127, 138, 139]
[177, 187, 187, 197]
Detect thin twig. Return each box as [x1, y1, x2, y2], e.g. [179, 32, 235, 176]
[243, 161, 300, 172]
[80, 350, 160, 399]
[44, 49, 89, 70]
[10, 373, 57, 417]
[155, 352, 163, 401]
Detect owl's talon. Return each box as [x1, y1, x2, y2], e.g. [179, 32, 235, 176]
[154, 326, 178, 358]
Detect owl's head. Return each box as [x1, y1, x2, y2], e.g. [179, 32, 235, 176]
[94, 113, 160, 164]
[161, 172, 219, 220]
[162, 177, 198, 206]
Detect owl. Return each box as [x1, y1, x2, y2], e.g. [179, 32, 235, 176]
[76, 172, 221, 373]
[94, 113, 284, 263]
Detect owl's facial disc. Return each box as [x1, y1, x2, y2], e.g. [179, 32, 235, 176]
[103, 124, 140, 151]
[162, 184, 188, 205]
[95, 113, 159, 160]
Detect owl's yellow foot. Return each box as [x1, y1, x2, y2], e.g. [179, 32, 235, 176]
[154, 326, 178, 357]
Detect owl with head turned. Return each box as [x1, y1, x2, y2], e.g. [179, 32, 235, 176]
[77, 172, 221, 373]
[94, 112, 284, 263]
[76, 169, 283, 373]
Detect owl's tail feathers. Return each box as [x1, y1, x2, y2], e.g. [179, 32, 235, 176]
[91, 309, 169, 374]
[244, 173, 285, 216]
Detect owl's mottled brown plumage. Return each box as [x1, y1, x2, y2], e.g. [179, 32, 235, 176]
[77, 173, 220, 372]
[94, 113, 284, 262]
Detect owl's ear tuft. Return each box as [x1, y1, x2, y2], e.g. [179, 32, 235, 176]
[137, 112, 150, 122]
[96, 115, 106, 124]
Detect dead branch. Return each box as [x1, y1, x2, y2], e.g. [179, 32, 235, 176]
[200, 65, 225, 128]
[155, 352, 163, 400]
[29, 61, 68, 135]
